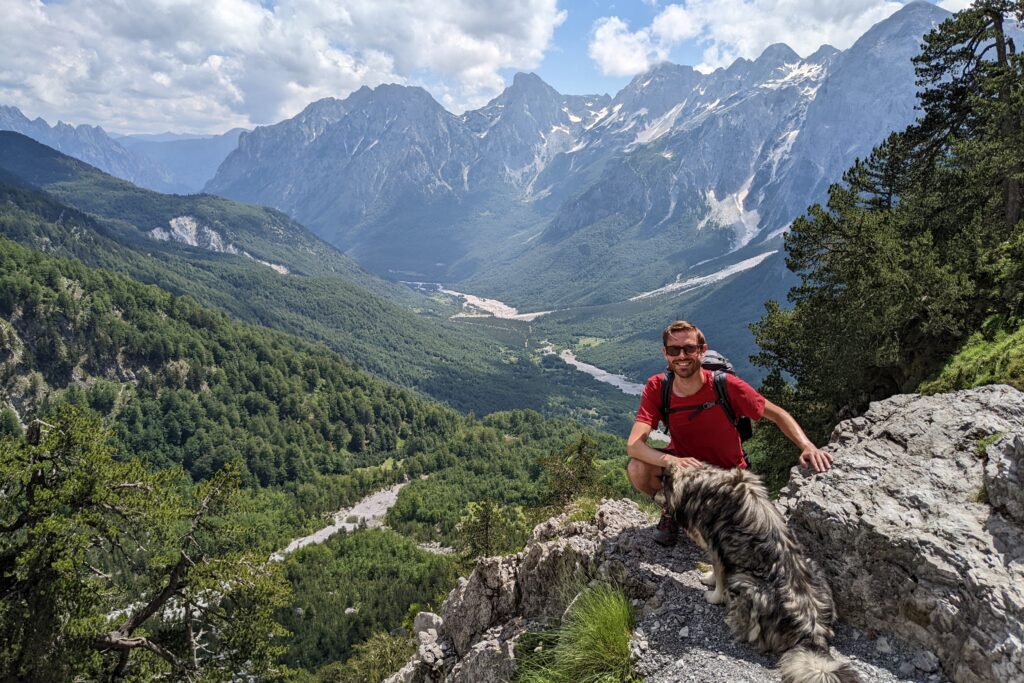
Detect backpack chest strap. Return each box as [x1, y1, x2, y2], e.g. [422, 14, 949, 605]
[666, 400, 721, 421]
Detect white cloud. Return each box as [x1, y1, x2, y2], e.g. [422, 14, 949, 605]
[589, 17, 666, 76]
[936, 0, 971, 11]
[589, 0, 907, 76]
[0, 0, 565, 133]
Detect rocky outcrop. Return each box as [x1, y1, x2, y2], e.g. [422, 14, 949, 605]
[780, 385, 1024, 683]
[388, 386, 1023, 683]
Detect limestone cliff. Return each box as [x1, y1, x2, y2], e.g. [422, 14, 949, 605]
[387, 386, 1023, 683]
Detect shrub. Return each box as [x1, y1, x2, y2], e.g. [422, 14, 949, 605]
[516, 584, 639, 683]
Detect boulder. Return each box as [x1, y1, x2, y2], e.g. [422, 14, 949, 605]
[779, 385, 1024, 683]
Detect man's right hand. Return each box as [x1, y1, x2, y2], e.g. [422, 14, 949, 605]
[665, 455, 703, 469]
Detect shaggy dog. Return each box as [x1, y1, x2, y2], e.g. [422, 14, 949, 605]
[659, 465, 860, 683]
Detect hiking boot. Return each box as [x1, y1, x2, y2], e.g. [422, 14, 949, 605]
[653, 509, 678, 546]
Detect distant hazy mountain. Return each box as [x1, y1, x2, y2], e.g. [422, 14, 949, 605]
[0, 105, 184, 193]
[205, 1, 949, 309]
[119, 128, 246, 193]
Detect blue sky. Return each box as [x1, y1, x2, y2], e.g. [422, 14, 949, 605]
[1, 0, 968, 134]
[533, 1, 705, 97]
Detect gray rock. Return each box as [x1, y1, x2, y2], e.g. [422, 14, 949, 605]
[914, 650, 941, 673]
[391, 383, 1024, 683]
[780, 385, 1024, 683]
[447, 631, 517, 683]
[985, 433, 1024, 525]
[440, 556, 520, 657]
[414, 612, 444, 638]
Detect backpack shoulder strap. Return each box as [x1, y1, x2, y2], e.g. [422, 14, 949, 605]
[659, 369, 673, 434]
[712, 370, 738, 425]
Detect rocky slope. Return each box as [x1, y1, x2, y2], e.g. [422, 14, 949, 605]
[781, 385, 1024, 683]
[388, 385, 1023, 682]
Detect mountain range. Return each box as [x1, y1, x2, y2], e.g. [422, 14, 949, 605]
[0, 106, 243, 194]
[0, 131, 636, 426]
[206, 1, 949, 312]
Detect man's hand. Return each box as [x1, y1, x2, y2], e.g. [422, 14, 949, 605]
[798, 445, 833, 472]
[666, 455, 703, 469]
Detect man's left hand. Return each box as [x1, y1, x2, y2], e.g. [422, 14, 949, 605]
[798, 445, 833, 472]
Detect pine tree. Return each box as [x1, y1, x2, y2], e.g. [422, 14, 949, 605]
[0, 407, 290, 680]
[752, 2, 1024, 425]
[456, 500, 529, 558]
[0, 406, 21, 438]
[539, 434, 603, 505]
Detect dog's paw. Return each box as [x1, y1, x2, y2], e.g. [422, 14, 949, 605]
[705, 589, 725, 605]
[699, 569, 716, 587]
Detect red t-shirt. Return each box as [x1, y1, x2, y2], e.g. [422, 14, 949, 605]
[635, 368, 765, 469]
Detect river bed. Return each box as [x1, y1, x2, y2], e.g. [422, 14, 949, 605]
[271, 482, 406, 561]
[548, 347, 644, 396]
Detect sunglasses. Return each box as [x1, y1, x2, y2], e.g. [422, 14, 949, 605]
[664, 344, 704, 357]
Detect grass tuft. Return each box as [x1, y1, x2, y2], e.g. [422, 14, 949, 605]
[516, 584, 641, 683]
[567, 497, 600, 523]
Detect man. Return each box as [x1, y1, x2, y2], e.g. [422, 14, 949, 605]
[627, 320, 832, 545]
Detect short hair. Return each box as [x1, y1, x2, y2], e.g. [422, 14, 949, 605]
[662, 320, 706, 347]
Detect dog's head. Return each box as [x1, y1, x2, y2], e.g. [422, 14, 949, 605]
[655, 463, 699, 513]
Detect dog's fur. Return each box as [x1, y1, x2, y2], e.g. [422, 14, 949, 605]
[660, 465, 860, 683]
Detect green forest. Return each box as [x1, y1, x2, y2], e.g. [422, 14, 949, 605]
[0, 232, 633, 679]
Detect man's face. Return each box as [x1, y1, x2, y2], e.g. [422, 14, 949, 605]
[663, 330, 706, 379]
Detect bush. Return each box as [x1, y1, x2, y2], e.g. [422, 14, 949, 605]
[516, 584, 639, 683]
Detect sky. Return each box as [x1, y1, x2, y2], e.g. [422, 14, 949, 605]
[0, 0, 971, 135]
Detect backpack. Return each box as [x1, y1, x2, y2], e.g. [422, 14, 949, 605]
[658, 350, 754, 442]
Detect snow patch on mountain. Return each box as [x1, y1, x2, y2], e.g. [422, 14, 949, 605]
[633, 101, 687, 146]
[760, 61, 825, 90]
[698, 178, 761, 249]
[630, 251, 777, 301]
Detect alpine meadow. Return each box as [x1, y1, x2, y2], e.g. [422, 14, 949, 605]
[1, 1, 1022, 681]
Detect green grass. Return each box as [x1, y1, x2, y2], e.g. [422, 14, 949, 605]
[516, 584, 641, 683]
[566, 497, 600, 524]
[919, 318, 1024, 394]
[976, 431, 1006, 457]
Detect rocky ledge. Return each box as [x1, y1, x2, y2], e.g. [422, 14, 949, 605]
[388, 386, 1023, 682]
[781, 384, 1024, 683]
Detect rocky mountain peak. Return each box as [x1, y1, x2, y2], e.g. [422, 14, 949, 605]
[508, 71, 558, 97]
[849, 0, 949, 52]
[805, 44, 840, 64]
[755, 42, 801, 66]
[610, 61, 703, 122]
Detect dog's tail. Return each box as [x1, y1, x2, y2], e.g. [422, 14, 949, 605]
[779, 644, 861, 683]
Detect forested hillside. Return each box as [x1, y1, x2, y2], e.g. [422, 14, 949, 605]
[751, 2, 1024, 444]
[0, 135, 635, 430]
[0, 233, 632, 679]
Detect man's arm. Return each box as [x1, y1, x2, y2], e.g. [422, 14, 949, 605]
[761, 400, 833, 472]
[626, 421, 702, 469]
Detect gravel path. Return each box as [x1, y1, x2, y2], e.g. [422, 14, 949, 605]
[629, 535, 949, 683]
